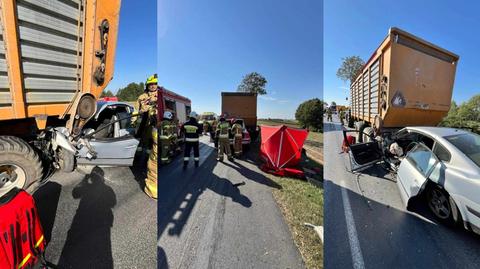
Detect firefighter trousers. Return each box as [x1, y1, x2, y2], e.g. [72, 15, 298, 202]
[234, 135, 242, 156]
[217, 137, 231, 160]
[184, 141, 199, 166]
[160, 136, 171, 164]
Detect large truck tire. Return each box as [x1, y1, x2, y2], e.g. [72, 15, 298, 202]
[356, 121, 366, 143]
[362, 127, 374, 143]
[0, 136, 43, 197]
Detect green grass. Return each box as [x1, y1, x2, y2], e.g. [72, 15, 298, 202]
[306, 132, 323, 149]
[258, 119, 301, 128]
[270, 173, 323, 269]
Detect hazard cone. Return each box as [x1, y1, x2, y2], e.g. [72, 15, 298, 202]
[145, 127, 158, 199]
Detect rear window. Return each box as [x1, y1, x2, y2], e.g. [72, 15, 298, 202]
[433, 142, 451, 162]
[445, 133, 480, 167]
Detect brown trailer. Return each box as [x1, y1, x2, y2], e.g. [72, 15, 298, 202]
[0, 0, 120, 133]
[350, 27, 459, 129]
[0, 0, 121, 197]
[221, 92, 258, 129]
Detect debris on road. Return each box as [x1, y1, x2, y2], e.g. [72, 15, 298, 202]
[304, 223, 324, 243]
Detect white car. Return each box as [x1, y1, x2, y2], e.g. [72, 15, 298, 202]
[345, 127, 480, 233]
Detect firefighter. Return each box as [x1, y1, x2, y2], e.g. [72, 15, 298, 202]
[182, 111, 201, 169]
[231, 118, 243, 157]
[210, 117, 218, 145]
[326, 108, 333, 122]
[159, 111, 175, 164]
[217, 117, 233, 162]
[137, 74, 158, 152]
[339, 109, 345, 126]
[202, 119, 210, 135]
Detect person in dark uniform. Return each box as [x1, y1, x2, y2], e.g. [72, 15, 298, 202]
[181, 111, 201, 169]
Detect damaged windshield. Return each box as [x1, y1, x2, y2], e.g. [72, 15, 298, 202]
[445, 133, 480, 168]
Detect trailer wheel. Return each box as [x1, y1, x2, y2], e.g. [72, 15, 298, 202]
[58, 148, 75, 172]
[0, 136, 43, 197]
[362, 127, 374, 143]
[356, 122, 366, 143]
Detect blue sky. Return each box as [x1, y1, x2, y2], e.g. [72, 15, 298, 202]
[157, 0, 322, 119]
[325, 0, 480, 106]
[107, 1, 157, 92]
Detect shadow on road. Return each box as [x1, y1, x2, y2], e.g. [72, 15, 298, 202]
[57, 166, 116, 269]
[325, 179, 480, 269]
[159, 140, 288, 268]
[130, 151, 149, 191]
[33, 182, 62, 244]
[222, 160, 282, 189]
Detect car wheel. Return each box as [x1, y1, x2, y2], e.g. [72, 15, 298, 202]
[426, 185, 459, 226]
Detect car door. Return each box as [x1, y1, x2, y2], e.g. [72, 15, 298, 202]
[343, 129, 382, 172]
[77, 104, 139, 166]
[396, 143, 440, 202]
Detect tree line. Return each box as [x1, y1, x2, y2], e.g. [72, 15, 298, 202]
[100, 82, 145, 101]
[440, 95, 480, 133]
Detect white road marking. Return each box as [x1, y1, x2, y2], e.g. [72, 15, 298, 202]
[342, 178, 365, 269]
[329, 119, 366, 269]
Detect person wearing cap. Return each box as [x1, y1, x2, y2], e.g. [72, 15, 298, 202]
[182, 111, 202, 169]
[216, 117, 233, 162]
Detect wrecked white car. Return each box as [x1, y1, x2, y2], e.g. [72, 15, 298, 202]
[344, 127, 480, 233]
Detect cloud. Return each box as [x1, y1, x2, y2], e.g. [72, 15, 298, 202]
[259, 95, 277, 101]
[338, 86, 349, 90]
[259, 95, 289, 104]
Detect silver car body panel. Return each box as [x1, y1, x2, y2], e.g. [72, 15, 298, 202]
[396, 127, 480, 231]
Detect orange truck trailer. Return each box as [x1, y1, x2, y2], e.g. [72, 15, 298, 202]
[349, 27, 459, 138]
[0, 0, 121, 196]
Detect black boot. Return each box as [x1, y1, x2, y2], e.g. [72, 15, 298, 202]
[183, 161, 188, 170]
[195, 161, 199, 168]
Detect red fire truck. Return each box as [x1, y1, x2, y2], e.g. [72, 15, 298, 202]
[157, 86, 192, 141]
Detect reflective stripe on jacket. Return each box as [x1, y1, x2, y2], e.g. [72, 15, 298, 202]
[218, 122, 230, 138]
[182, 118, 201, 142]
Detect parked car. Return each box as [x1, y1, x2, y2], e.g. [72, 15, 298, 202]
[344, 127, 480, 233]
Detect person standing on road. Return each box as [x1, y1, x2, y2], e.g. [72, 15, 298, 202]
[216, 117, 233, 162]
[326, 108, 333, 122]
[339, 109, 345, 126]
[182, 111, 201, 169]
[211, 117, 219, 148]
[231, 118, 243, 157]
[159, 111, 175, 164]
[137, 74, 158, 153]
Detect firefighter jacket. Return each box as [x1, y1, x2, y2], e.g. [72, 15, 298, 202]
[231, 123, 243, 138]
[182, 118, 201, 142]
[217, 122, 230, 139]
[137, 90, 158, 113]
[160, 120, 175, 139]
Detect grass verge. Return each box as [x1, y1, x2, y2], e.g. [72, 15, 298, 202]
[267, 161, 323, 269]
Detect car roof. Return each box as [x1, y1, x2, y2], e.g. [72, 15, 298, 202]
[406, 126, 480, 173]
[405, 126, 471, 139]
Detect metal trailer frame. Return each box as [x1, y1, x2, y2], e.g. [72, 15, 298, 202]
[350, 27, 459, 128]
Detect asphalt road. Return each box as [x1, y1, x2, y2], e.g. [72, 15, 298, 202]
[33, 153, 157, 268]
[324, 115, 480, 269]
[158, 136, 305, 269]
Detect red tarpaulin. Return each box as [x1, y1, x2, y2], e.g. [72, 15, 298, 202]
[260, 125, 309, 178]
